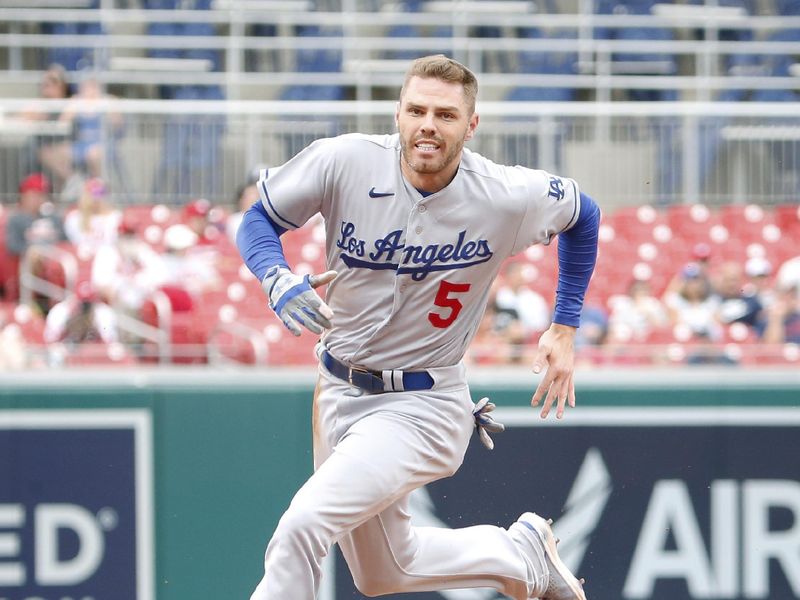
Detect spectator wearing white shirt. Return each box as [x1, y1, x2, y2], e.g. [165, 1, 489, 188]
[91, 217, 169, 313]
[64, 178, 121, 256]
[494, 261, 551, 337]
[663, 262, 721, 340]
[44, 281, 118, 344]
[608, 278, 669, 343]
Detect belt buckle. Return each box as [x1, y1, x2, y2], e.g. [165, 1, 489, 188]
[347, 365, 371, 387]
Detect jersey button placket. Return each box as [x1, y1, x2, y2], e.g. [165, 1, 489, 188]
[415, 203, 426, 235]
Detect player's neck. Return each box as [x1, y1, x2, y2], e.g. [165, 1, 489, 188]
[400, 161, 460, 195]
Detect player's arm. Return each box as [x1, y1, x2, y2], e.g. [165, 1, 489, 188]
[532, 192, 601, 418]
[237, 201, 337, 336]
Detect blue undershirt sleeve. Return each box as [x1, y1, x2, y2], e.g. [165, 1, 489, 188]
[236, 201, 290, 283]
[553, 193, 601, 328]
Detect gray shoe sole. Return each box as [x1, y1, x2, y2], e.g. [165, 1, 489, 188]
[521, 512, 587, 600]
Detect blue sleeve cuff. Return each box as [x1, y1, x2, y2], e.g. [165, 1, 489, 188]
[236, 201, 289, 282]
[553, 193, 601, 327]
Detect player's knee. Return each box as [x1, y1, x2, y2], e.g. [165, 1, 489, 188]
[352, 572, 397, 597]
[351, 557, 412, 597]
[273, 503, 328, 547]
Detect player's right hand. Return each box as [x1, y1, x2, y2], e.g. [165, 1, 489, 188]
[262, 266, 338, 336]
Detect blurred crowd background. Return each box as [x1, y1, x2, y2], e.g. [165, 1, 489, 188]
[1, 0, 799, 369]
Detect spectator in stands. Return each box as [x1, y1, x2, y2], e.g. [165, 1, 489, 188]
[745, 256, 775, 329]
[161, 223, 221, 297]
[59, 73, 124, 198]
[4, 173, 65, 309]
[91, 216, 169, 314]
[0, 308, 30, 371]
[713, 260, 765, 335]
[663, 262, 721, 340]
[607, 277, 669, 342]
[762, 283, 800, 344]
[468, 280, 526, 365]
[227, 181, 260, 244]
[5, 173, 64, 260]
[574, 303, 609, 349]
[17, 65, 73, 189]
[661, 242, 713, 298]
[43, 281, 118, 344]
[182, 198, 223, 245]
[745, 256, 774, 302]
[776, 254, 800, 298]
[494, 261, 551, 336]
[64, 178, 121, 256]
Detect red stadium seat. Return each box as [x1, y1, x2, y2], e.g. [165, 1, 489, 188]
[666, 203, 722, 243]
[2, 302, 45, 345]
[719, 204, 776, 239]
[774, 204, 800, 238]
[609, 205, 670, 245]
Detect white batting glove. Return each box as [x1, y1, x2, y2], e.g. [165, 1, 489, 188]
[473, 397, 505, 450]
[262, 266, 337, 336]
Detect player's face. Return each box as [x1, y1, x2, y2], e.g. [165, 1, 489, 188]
[396, 76, 479, 192]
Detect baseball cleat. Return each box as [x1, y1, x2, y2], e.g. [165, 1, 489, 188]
[519, 513, 587, 600]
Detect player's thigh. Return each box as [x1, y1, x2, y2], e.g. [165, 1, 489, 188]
[290, 406, 468, 541]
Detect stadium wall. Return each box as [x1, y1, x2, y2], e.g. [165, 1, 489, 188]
[1, 367, 798, 600]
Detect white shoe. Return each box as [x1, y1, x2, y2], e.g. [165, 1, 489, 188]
[517, 513, 587, 600]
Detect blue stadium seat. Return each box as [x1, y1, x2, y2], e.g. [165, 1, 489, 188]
[280, 85, 344, 102]
[154, 86, 226, 200]
[516, 27, 577, 76]
[294, 26, 342, 73]
[145, 0, 221, 81]
[751, 29, 800, 102]
[776, 0, 800, 14]
[384, 24, 425, 60]
[506, 86, 574, 103]
[143, 0, 180, 8]
[43, 17, 105, 71]
[503, 86, 570, 170]
[182, 22, 223, 72]
[146, 22, 182, 60]
[592, 0, 677, 101]
[280, 25, 344, 101]
[399, 0, 426, 11]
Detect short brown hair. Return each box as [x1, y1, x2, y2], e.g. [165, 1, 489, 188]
[400, 54, 478, 115]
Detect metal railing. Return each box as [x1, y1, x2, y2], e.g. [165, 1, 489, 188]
[2, 99, 800, 207]
[17, 245, 173, 362]
[1, 6, 800, 100]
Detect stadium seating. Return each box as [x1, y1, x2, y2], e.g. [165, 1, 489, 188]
[41, 0, 103, 72]
[3, 199, 800, 367]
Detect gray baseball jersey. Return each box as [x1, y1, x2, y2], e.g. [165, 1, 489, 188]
[258, 132, 581, 371]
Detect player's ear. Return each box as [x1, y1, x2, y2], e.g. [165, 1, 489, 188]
[395, 101, 401, 129]
[464, 113, 479, 141]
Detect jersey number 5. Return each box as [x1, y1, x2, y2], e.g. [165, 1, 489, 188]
[428, 280, 472, 329]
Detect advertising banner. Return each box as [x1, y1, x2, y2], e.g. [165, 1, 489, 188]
[332, 407, 800, 600]
[0, 410, 153, 600]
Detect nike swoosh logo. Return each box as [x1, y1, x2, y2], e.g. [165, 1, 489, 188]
[368, 187, 395, 198]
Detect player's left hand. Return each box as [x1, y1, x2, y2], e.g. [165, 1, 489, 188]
[531, 323, 577, 419]
[473, 397, 505, 450]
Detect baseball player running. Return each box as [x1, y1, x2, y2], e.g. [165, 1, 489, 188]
[238, 55, 600, 600]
